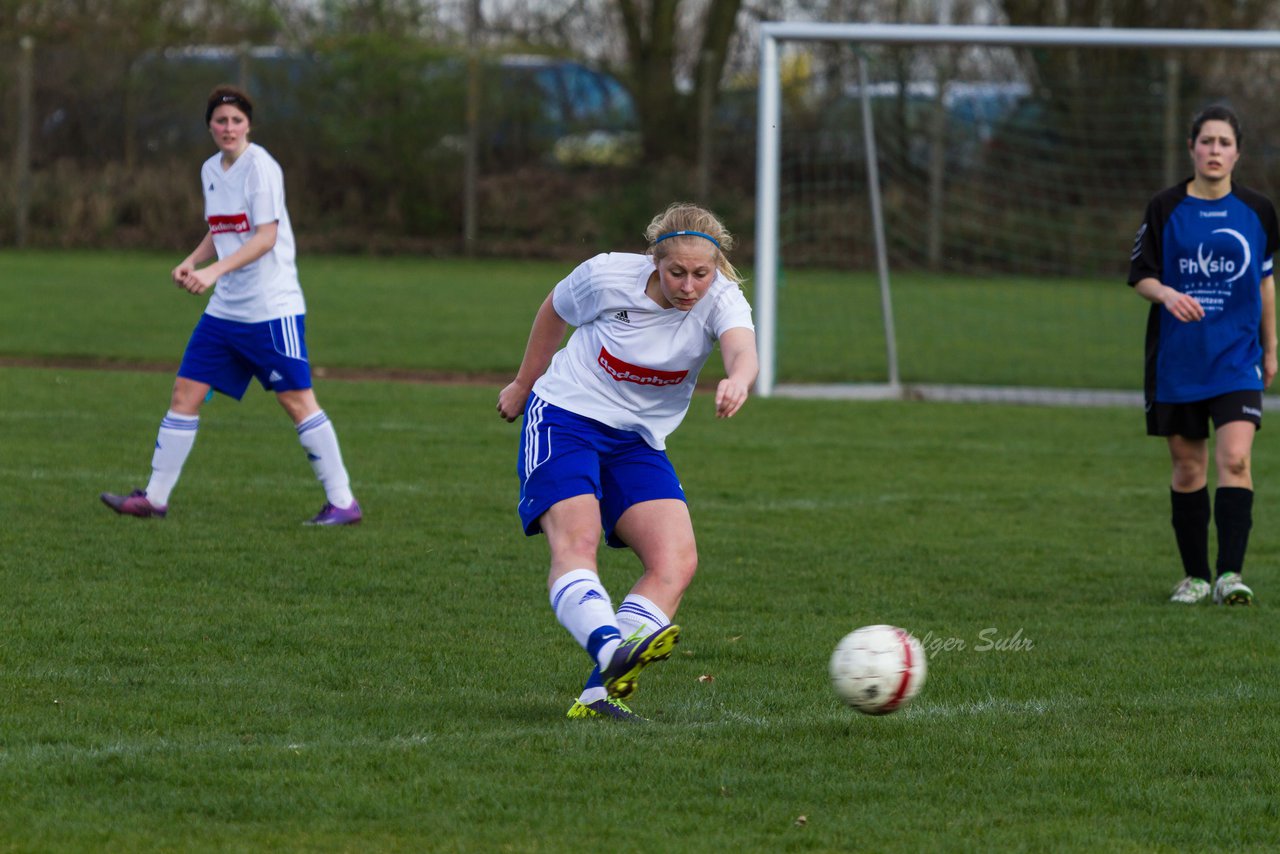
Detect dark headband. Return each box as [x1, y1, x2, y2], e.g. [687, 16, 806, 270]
[206, 93, 253, 125]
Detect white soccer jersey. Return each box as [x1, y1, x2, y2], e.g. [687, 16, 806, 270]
[200, 143, 305, 323]
[533, 252, 754, 449]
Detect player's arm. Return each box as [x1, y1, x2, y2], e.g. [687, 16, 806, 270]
[715, 326, 758, 419]
[172, 232, 217, 289]
[1262, 274, 1277, 387]
[1133, 277, 1204, 322]
[180, 221, 279, 295]
[498, 291, 569, 422]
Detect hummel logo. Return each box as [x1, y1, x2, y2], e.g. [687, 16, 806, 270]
[269, 370, 283, 382]
[209, 183, 215, 191]
[579, 590, 605, 605]
[613, 310, 631, 324]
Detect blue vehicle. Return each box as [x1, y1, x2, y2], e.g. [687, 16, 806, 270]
[127, 47, 638, 167]
[486, 55, 639, 166]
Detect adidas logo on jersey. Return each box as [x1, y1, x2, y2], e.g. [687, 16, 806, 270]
[613, 310, 631, 324]
[269, 370, 283, 382]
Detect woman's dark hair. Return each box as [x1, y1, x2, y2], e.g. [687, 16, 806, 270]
[205, 85, 254, 125]
[1189, 104, 1242, 149]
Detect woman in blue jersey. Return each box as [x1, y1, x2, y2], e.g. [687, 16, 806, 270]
[497, 203, 758, 721]
[101, 85, 362, 526]
[1129, 104, 1279, 605]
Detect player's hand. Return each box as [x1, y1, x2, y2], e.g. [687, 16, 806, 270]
[1265, 351, 1278, 388]
[179, 269, 215, 295]
[497, 381, 530, 423]
[1163, 289, 1204, 322]
[715, 378, 749, 419]
[171, 262, 199, 289]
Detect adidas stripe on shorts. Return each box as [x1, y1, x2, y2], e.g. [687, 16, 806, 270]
[178, 313, 312, 399]
[517, 393, 685, 549]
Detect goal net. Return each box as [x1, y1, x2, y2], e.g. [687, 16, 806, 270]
[753, 24, 1280, 402]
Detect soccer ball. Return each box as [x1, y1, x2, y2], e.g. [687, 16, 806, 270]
[829, 625, 927, 715]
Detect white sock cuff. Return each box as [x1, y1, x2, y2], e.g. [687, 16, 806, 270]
[549, 569, 602, 613]
[618, 593, 670, 629]
[161, 410, 199, 429]
[296, 410, 330, 435]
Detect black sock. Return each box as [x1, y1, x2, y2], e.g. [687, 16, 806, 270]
[1214, 486, 1253, 576]
[1171, 487, 1211, 581]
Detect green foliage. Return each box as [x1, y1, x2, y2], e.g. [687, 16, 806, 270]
[301, 35, 467, 236]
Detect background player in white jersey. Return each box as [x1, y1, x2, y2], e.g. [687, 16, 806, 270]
[102, 85, 362, 526]
[1129, 104, 1279, 605]
[497, 202, 758, 721]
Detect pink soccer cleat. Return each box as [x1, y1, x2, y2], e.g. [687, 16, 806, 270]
[100, 489, 167, 519]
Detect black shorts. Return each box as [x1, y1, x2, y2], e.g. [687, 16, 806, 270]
[1146, 389, 1263, 439]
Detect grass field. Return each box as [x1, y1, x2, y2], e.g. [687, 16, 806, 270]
[2, 251, 1278, 851]
[0, 249, 1142, 389]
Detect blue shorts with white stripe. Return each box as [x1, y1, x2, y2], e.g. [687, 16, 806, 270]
[517, 393, 685, 549]
[178, 313, 312, 400]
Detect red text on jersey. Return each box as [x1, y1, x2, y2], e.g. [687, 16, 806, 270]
[597, 346, 689, 386]
[208, 213, 251, 234]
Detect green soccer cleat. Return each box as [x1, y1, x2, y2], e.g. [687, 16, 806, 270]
[566, 697, 647, 722]
[601, 623, 680, 700]
[1169, 576, 1211, 604]
[1213, 572, 1254, 606]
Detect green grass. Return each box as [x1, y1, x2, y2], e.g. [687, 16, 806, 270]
[0, 250, 556, 376]
[775, 268, 1141, 387]
[2, 251, 1278, 850]
[0, 249, 1143, 389]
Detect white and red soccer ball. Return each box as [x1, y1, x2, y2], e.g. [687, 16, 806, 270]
[829, 625, 927, 715]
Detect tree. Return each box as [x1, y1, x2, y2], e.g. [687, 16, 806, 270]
[998, 0, 1280, 192]
[613, 0, 744, 162]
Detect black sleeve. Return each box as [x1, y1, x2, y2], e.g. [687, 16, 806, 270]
[1261, 198, 1278, 262]
[1127, 196, 1164, 286]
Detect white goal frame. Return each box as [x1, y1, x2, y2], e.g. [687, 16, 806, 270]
[753, 23, 1280, 400]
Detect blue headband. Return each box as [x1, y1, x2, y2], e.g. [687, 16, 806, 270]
[654, 230, 720, 248]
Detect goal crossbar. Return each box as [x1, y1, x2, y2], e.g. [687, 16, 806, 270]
[753, 23, 1280, 399]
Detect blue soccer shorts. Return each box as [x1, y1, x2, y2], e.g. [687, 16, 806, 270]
[517, 393, 686, 549]
[178, 313, 312, 400]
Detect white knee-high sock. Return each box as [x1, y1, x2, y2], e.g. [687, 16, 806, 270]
[296, 410, 355, 508]
[145, 410, 199, 507]
[616, 593, 672, 644]
[550, 569, 621, 670]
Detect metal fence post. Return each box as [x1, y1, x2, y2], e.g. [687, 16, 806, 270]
[14, 36, 34, 248]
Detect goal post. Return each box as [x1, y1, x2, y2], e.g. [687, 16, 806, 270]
[753, 23, 1280, 400]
